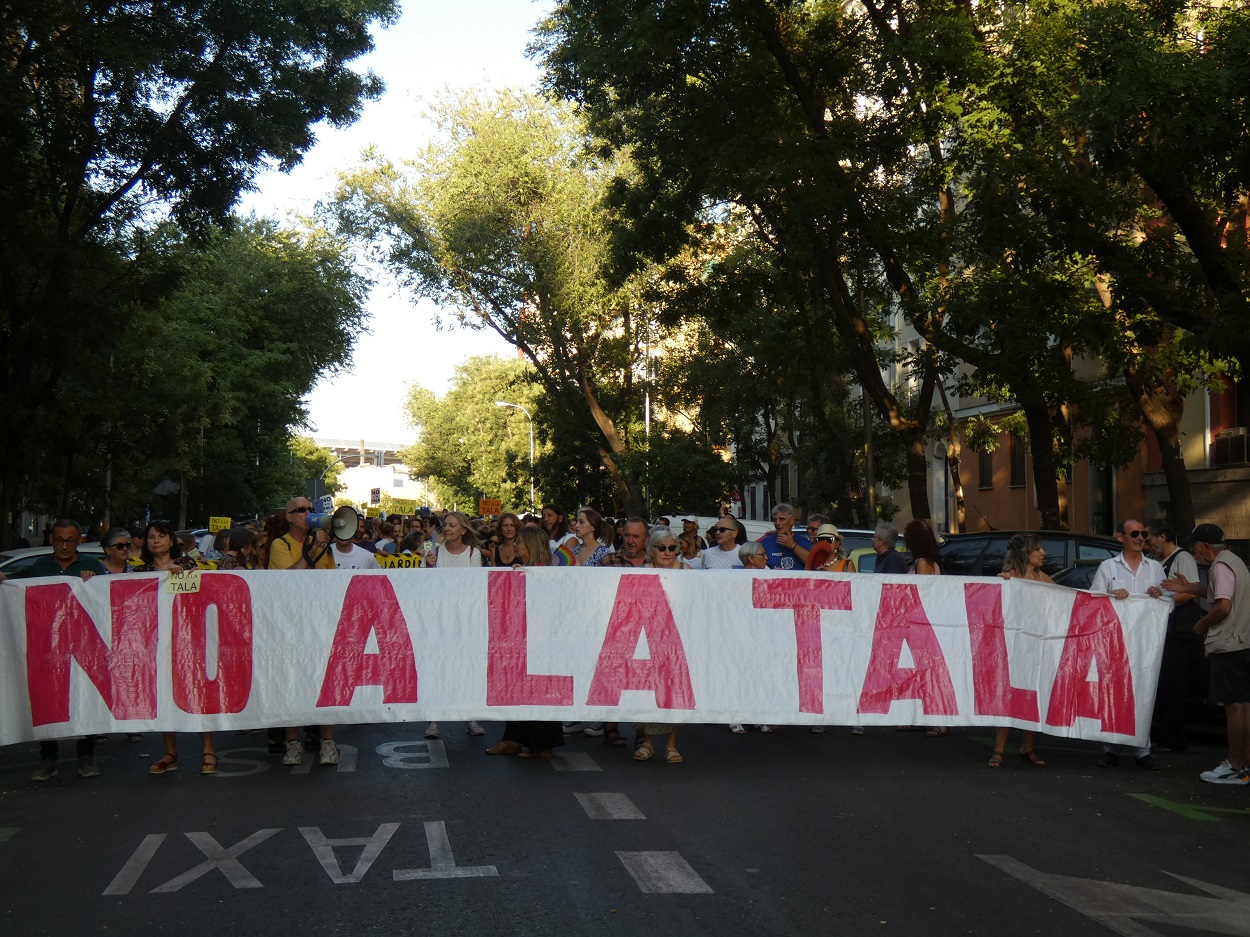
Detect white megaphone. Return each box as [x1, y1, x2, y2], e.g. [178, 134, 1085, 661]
[307, 505, 360, 541]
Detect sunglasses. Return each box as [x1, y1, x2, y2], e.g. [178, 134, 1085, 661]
[289, 506, 311, 514]
[715, 526, 736, 533]
[109, 542, 132, 549]
[1126, 530, 1146, 539]
[656, 545, 678, 553]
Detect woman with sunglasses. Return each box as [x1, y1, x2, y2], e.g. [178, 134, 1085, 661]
[136, 520, 217, 776]
[485, 528, 566, 758]
[699, 516, 747, 569]
[634, 527, 689, 763]
[99, 528, 134, 574]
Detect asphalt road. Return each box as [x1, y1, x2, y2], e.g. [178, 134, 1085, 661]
[1, 723, 1247, 937]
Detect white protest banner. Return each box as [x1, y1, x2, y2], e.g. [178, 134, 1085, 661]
[0, 569, 1168, 746]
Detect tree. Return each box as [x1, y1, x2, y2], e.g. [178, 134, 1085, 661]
[400, 356, 545, 512]
[0, 0, 397, 545]
[334, 89, 667, 515]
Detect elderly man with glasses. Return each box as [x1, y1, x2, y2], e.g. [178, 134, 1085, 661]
[269, 496, 338, 767]
[1090, 518, 1168, 770]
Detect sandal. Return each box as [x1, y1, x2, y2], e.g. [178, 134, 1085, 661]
[633, 741, 655, 761]
[988, 750, 1004, 768]
[1019, 749, 1046, 766]
[666, 748, 683, 764]
[201, 753, 218, 775]
[925, 726, 951, 737]
[485, 742, 522, 755]
[149, 752, 178, 775]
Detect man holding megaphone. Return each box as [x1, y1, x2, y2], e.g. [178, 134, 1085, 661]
[269, 495, 359, 767]
[269, 498, 360, 570]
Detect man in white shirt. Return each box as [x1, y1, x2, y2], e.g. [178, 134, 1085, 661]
[1090, 518, 1167, 770]
[333, 526, 380, 570]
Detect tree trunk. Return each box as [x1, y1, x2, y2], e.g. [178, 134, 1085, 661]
[902, 427, 932, 522]
[1123, 366, 1195, 535]
[1021, 400, 1063, 530]
[937, 383, 967, 533]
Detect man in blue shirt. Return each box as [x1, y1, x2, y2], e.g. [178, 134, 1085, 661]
[759, 503, 811, 570]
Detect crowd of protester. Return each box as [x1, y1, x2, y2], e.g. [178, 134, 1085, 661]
[7, 502, 1247, 789]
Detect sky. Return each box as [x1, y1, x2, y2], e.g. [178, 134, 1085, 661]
[242, 0, 552, 445]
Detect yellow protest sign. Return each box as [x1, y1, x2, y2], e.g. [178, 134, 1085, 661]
[478, 499, 502, 516]
[208, 516, 232, 533]
[375, 553, 422, 569]
[365, 507, 382, 518]
[389, 499, 417, 515]
[167, 569, 202, 594]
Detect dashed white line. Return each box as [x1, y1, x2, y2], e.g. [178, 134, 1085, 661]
[551, 752, 601, 772]
[616, 851, 714, 894]
[575, 792, 646, 820]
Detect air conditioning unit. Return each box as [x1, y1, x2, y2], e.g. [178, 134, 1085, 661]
[1213, 428, 1250, 466]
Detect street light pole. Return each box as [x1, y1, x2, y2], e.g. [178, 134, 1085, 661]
[318, 457, 346, 504]
[495, 401, 534, 514]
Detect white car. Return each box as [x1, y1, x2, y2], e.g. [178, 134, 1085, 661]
[0, 544, 106, 578]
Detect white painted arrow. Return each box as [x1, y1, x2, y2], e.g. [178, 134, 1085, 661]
[980, 855, 1250, 937]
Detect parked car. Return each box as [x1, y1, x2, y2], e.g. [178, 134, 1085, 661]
[0, 544, 106, 578]
[848, 545, 910, 573]
[939, 530, 1122, 578]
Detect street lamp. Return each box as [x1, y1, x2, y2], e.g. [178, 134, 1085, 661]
[317, 457, 346, 504]
[495, 400, 534, 514]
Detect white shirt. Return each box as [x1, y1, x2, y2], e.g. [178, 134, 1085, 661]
[433, 544, 481, 568]
[1090, 551, 1167, 602]
[333, 543, 381, 570]
[700, 545, 744, 569]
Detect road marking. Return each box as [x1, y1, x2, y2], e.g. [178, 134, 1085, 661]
[1129, 793, 1250, 822]
[615, 852, 713, 894]
[980, 854, 1250, 937]
[551, 752, 601, 772]
[292, 743, 359, 774]
[214, 747, 273, 777]
[0, 828, 17, 847]
[300, 823, 398, 883]
[150, 829, 281, 893]
[376, 740, 448, 769]
[575, 792, 646, 820]
[392, 821, 499, 881]
[102, 834, 166, 896]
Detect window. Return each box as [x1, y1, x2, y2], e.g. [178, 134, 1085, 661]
[393, 479, 404, 488]
[977, 450, 994, 490]
[1079, 542, 1116, 563]
[1010, 436, 1026, 488]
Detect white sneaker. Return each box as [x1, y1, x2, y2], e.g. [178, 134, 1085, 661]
[466, 721, 485, 736]
[728, 724, 745, 734]
[582, 722, 605, 737]
[756, 725, 773, 733]
[319, 740, 339, 766]
[283, 739, 303, 765]
[562, 722, 583, 734]
[424, 722, 440, 739]
[1200, 759, 1239, 783]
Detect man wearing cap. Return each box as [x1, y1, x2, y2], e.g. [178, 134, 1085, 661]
[1090, 518, 1167, 770]
[1163, 523, 1250, 785]
[680, 515, 707, 551]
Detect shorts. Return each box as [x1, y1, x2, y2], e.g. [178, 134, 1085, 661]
[1208, 648, 1250, 705]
